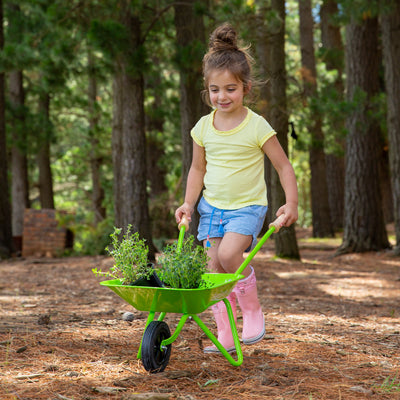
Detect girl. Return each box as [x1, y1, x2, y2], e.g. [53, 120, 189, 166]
[175, 23, 298, 353]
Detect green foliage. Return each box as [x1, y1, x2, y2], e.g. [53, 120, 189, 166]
[375, 375, 400, 393]
[292, 150, 312, 227]
[158, 235, 209, 289]
[336, 0, 393, 23]
[89, 19, 130, 58]
[72, 218, 114, 256]
[93, 228, 208, 289]
[92, 225, 152, 284]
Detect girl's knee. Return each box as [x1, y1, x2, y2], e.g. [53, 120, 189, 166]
[217, 248, 231, 268]
[217, 246, 242, 272]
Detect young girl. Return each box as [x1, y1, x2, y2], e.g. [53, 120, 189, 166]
[175, 23, 298, 353]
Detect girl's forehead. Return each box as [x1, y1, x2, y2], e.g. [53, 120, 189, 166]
[208, 69, 241, 86]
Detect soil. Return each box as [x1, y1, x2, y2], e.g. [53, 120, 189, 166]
[1, 228, 400, 400]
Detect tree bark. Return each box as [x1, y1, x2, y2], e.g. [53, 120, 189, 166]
[382, 2, 400, 253]
[37, 92, 54, 209]
[320, 0, 345, 231]
[269, 0, 300, 259]
[299, 0, 333, 238]
[88, 50, 105, 225]
[338, 16, 390, 253]
[9, 70, 29, 239]
[173, 0, 207, 239]
[145, 68, 167, 199]
[112, 3, 156, 259]
[0, 0, 13, 258]
[255, 0, 273, 233]
[8, 4, 29, 241]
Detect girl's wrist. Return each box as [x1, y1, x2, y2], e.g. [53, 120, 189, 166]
[182, 201, 195, 213]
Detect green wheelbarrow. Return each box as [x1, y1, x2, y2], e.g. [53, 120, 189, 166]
[100, 215, 285, 373]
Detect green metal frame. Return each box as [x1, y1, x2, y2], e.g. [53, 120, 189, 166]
[137, 298, 243, 366]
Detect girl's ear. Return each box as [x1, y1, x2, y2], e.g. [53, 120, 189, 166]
[244, 80, 252, 95]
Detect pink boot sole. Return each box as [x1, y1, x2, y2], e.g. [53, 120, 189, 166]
[203, 345, 236, 354]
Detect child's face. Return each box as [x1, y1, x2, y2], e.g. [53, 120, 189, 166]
[208, 69, 248, 115]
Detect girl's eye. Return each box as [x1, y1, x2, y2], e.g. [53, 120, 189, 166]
[227, 88, 235, 92]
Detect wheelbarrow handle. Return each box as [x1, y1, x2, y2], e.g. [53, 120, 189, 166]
[235, 214, 286, 277]
[268, 213, 286, 233]
[177, 215, 190, 252]
[178, 215, 190, 231]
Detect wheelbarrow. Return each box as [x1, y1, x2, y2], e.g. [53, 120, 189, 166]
[100, 214, 285, 373]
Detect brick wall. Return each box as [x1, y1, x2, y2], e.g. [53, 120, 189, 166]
[22, 209, 69, 257]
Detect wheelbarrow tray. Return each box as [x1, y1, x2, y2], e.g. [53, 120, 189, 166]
[100, 272, 243, 314]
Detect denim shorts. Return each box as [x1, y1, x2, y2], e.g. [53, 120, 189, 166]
[197, 197, 268, 251]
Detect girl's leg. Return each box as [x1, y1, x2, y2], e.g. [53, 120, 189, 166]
[233, 266, 265, 344]
[216, 232, 265, 345]
[216, 232, 252, 276]
[204, 291, 237, 353]
[203, 237, 223, 272]
[203, 237, 237, 353]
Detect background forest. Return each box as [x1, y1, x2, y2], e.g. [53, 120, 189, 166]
[0, 0, 399, 260]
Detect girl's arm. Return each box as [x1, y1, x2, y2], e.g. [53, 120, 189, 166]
[175, 141, 206, 223]
[262, 136, 298, 227]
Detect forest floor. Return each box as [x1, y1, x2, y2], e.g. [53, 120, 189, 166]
[1, 227, 400, 400]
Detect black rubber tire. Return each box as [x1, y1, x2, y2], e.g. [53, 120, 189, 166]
[141, 321, 172, 373]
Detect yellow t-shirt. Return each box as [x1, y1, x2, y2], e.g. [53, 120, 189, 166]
[191, 108, 276, 210]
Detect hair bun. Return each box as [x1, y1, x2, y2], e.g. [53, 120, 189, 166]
[209, 23, 238, 52]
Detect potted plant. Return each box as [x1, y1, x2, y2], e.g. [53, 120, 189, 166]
[93, 225, 209, 290]
[92, 225, 163, 287]
[158, 235, 209, 289]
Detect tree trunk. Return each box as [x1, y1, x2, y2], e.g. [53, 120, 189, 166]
[8, 4, 29, 242]
[379, 146, 394, 224]
[0, 0, 13, 258]
[9, 70, 29, 239]
[112, 72, 123, 228]
[173, 0, 207, 239]
[338, 16, 390, 253]
[269, 0, 300, 259]
[145, 69, 172, 239]
[320, 0, 345, 231]
[299, 0, 333, 238]
[88, 50, 105, 225]
[112, 3, 155, 259]
[382, 2, 400, 253]
[255, 0, 273, 233]
[37, 92, 54, 209]
[145, 69, 167, 199]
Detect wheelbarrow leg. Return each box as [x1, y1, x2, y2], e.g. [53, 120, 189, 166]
[137, 311, 156, 359]
[191, 298, 243, 366]
[158, 314, 189, 347]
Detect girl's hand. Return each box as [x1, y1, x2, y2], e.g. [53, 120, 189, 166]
[175, 202, 194, 224]
[276, 202, 298, 227]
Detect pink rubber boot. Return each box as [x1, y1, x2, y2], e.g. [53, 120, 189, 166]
[204, 292, 237, 354]
[233, 266, 265, 344]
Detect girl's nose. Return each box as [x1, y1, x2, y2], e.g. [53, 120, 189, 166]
[218, 90, 227, 101]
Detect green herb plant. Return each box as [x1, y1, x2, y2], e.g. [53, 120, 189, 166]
[158, 235, 209, 289]
[92, 225, 152, 284]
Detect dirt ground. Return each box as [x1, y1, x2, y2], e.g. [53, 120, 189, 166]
[1, 229, 400, 400]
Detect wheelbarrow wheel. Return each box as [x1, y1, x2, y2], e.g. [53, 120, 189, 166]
[141, 321, 171, 373]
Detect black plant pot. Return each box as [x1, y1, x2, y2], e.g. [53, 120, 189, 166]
[130, 264, 164, 288]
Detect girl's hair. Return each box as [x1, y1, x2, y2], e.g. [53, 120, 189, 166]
[202, 23, 255, 106]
